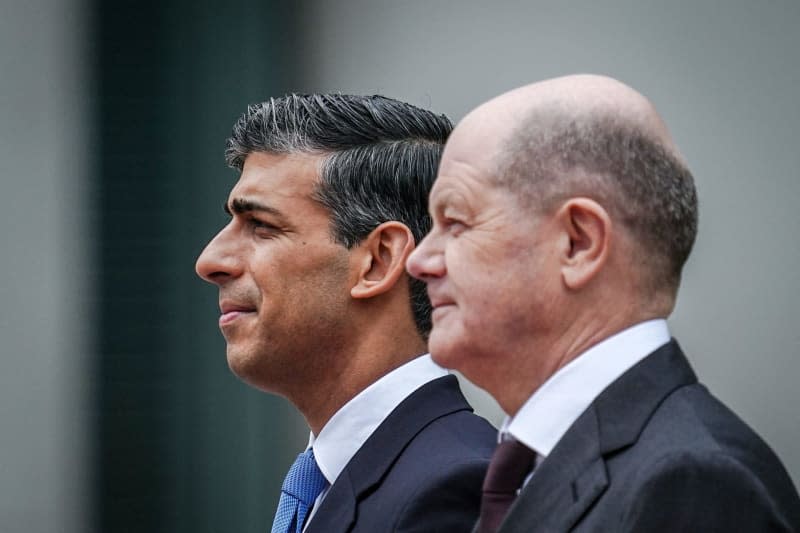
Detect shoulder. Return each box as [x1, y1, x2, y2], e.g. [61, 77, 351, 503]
[354, 406, 496, 532]
[385, 374, 497, 462]
[638, 382, 787, 472]
[619, 449, 800, 531]
[607, 384, 800, 531]
[387, 407, 496, 484]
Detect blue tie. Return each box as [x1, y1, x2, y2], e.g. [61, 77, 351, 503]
[271, 448, 329, 533]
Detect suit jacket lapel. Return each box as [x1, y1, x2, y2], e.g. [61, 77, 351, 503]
[305, 375, 473, 533]
[499, 340, 698, 532]
[499, 404, 608, 533]
[305, 473, 357, 532]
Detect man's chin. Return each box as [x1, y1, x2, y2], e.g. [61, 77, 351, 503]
[428, 331, 462, 371]
[225, 346, 281, 392]
[226, 346, 255, 378]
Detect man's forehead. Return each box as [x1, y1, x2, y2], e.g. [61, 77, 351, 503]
[232, 151, 322, 199]
[435, 123, 505, 198]
[430, 158, 508, 212]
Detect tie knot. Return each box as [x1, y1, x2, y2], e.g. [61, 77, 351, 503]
[281, 449, 328, 506]
[483, 439, 536, 494]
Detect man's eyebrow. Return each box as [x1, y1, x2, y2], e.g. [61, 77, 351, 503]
[224, 197, 283, 218]
[429, 190, 455, 212]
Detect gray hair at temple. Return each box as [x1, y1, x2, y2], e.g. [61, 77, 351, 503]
[497, 107, 698, 296]
[225, 93, 453, 337]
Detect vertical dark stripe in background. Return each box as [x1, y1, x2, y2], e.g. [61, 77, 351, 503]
[92, 2, 304, 531]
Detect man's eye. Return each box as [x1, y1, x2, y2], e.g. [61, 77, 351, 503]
[443, 218, 466, 235]
[250, 218, 278, 236]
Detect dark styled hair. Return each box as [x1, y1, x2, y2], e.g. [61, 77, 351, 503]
[225, 94, 453, 336]
[499, 109, 698, 294]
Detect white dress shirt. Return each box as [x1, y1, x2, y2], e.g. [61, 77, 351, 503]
[303, 354, 448, 528]
[501, 319, 671, 473]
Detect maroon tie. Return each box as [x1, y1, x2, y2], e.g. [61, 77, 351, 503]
[478, 439, 536, 533]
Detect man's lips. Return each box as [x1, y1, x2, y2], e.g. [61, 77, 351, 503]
[218, 301, 257, 326]
[430, 297, 456, 316]
[428, 292, 455, 309]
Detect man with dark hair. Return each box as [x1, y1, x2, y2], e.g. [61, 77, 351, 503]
[407, 75, 800, 532]
[195, 93, 495, 532]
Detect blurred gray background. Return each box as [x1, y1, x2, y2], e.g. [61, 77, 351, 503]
[1, 1, 798, 532]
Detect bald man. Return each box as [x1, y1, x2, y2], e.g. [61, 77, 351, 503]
[407, 75, 800, 532]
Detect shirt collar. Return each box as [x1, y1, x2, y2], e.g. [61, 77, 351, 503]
[308, 354, 448, 485]
[504, 319, 671, 457]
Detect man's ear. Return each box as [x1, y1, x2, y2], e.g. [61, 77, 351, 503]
[351, 221, 415, 299]
[556, 198, 612, 290]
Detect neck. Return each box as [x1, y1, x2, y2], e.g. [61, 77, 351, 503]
[293, 320, 427, 435]
[500, 299, 665, 416]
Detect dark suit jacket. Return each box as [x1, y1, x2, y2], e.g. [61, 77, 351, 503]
[305, 374, 497, 533]
[494, 340, 800, 532]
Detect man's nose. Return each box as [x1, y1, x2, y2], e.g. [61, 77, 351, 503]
[406, 233, 444, 280]
[195, 228, 243, 285]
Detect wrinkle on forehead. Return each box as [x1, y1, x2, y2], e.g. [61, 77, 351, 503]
[435, 157, 491, 189]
